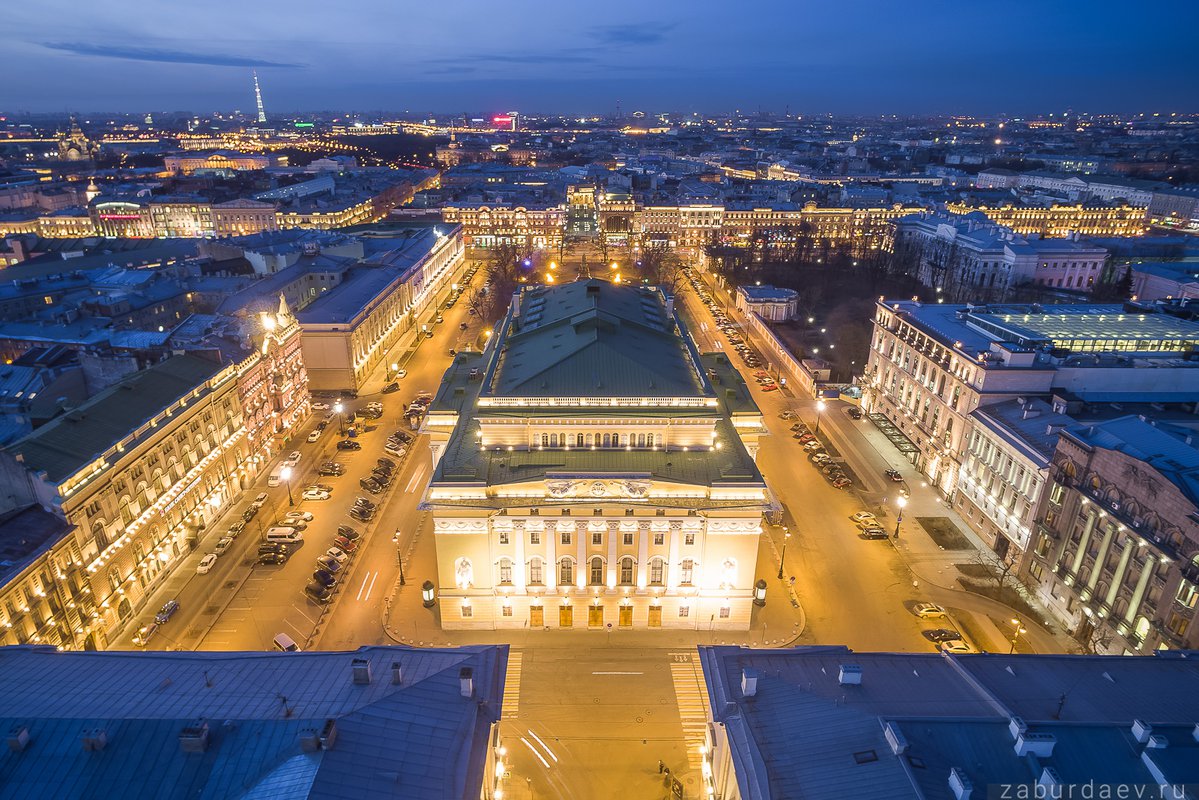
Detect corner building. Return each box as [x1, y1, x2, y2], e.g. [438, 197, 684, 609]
[425, 280, 768, 631]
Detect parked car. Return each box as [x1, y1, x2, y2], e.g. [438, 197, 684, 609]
[914, 603, 946, 618]
[831, 477, 853, 489]
[337, 440, 361, 451]
[860, 527, 888, 540]
[257, 553, 288, 566]
[307, 484, 333, 493]
[242, 507, 259, 522]
[333, 536, 358, 553]
[132, 622, 159, 647]
[227, 520, 246, 538]
[311, 569, 337, 587]
[154, 600, 180, 625]
[273, 632, 301, 652]
[382, 382, 400, 393]
[325, 547, 350, 564]
[318, 462, 344, 476]
[384, 443, 407, 458]
[804, 441, 824, 451]
[923, 629, 963, 643]
[285, 451, 302, 467]
[253, 493, 268, 506]
[940, 640, 977, 655]
[850, 512, 877, 525]
[283, 510, 315, 523]
[312, 402, 330, 411]
[258, 543, 289, 556]
[307, 430, 322, 443]
[276, 517, 308, 531]
[359, 479, 382, 494]
[302, 488, 331, 501]
[847, 407, 863, 419]
[336, 525, 361, 541]
[394, 369, 407, 379]
[214, 537, 234, 555]
[348, 508, 374, 522]
[885, 468, 904, 482]
[304, 583, 332, 603]
[196, 554, 218, 574]
[354, 497, 377, 509]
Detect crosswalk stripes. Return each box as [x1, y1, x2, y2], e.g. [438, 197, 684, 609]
[501, 649, 523, 719]
[668, 651, 708, 774]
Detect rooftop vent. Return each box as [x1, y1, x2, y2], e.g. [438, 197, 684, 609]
[838, 665, 862, 686]
[319, 718, 338, 750]
[1038, 767, 1062, 791]
[884, 721, 908, 755]
[949, 767, 973, 800]
[351, 658, 372, 685]
[7, 726, 29, 753]
[80, 727, 107, 752]
[741, 668, 759, 697]
[299, 728, 322, 753]
[179, 721, 209, 754]
[391, 662, 403, 685]
[1008, 716, 1027, 740]
[1146, 734, 1168, 750]
[1132, 719, 1153, 743]
[1014, 732, 1056, 758]
[459, 667, 474, 698]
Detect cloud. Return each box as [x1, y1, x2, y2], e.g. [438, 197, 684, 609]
[39, 41, 304, 68]
[432, 52, 598, 66]
[591, 23, 675, 46]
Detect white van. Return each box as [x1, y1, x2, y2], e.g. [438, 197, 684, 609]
[267, 466, 285, 488]
[272, 632, 301, 652]
[265, 526, 303, 543]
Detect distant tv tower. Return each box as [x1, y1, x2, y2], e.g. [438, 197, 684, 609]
[253, 71, 267, 124]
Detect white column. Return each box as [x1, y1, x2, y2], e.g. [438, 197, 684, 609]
[545, 521, 557, 592]
[637, 523, 650, 587]
[514, 521, 527, 592]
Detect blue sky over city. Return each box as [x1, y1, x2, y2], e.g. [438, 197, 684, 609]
[3, 0, 1197, 113]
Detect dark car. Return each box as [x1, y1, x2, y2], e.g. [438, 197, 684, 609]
[371, 473, 393, 487]
[318, 462, 344, 476]
[359, 478, 382, 493]
[315, 556, 343, 573]
[333, 535, 358, 553]
[847, 407, 863, 420]
[304, 583, 332, 603]
[378, 455, 398, 468]
[311, 569, 337, 587]
[354, 498, 377, 510]
[257, 553, 289, 566]
[242, 507, 259, 522]
[258, 542, 289, 555]
[885, 468, 904, 482]
[336, 525, 361, 541]
[316, 420, 329, 432]
[337, 440, 362, 451]
[382, 381, 400, 394]
[348, 509, 374, 523]
[154, 600, 180, 625]
[923, 628, 964, 643]
[861, 527, 889, 540]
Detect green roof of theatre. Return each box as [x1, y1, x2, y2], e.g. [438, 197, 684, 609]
[489, 280, 707, 398]
[6, 354, 224, 484]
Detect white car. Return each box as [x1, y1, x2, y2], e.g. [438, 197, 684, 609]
[253, 492, 268, 506]
[324, 547, 350, 564]
[312, 402, 330, 411]
[395, 369, 407, 379]
[285, 451, 302, 467]
[213, 537, 234, 555]
[850, 512, 877, 525]
[283, 510, 315, 523]
[940, 639, 977, 655]
[307, 430, 321, 443]
[196, 554, 218, 574]
[914, 602, 946, 618]
[301, 489, 331, 501]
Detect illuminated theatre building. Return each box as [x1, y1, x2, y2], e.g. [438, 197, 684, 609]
[425, 279, 769, 631]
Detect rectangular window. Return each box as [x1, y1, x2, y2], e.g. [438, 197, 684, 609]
[678, 605, 690, 618]
[681, 559, 694, 584]
[561, 531, 572, 546]
[499, 561, 512, 583]
[654, 532, 665, 546]
[502, 605, 513, 617]
[719, 606, 730, 619]
[623, 533, 634, 546]
[461, 604, 473, 618]
[650, 560, 663, 585]
[530, 531, 540, 545]
[529, 560, 543, 584]
[592, 532, 603, 546]
[499, 531, 509, 545]
[684, 533, 695, 546]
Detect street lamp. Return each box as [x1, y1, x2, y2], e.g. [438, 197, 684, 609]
[753, 579, 767, 607]
[390, 362, 398, 378]
[1008, 618, 1027, 654]
[777, 527, 790, 579]
[334, 401, 344, 435]
[281, 465, 294, 507]
[814, 398, 826, 435]
[894, 495, 907, 538]
[421, 580, 436, 608]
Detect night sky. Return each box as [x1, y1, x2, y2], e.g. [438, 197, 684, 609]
[3, 0, 1197, 114]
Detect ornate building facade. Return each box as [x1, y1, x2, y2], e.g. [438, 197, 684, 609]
[425, 279, 768, 631]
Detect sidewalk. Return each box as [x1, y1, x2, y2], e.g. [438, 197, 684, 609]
[381, 514, 807, 650]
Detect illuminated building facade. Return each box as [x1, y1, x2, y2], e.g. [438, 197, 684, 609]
[0, 355, 250, 650]
[441, 203, 565, 249]
[163, 151, 271, 176]
[211, 199, 279, 237]
[948, 202, 1147, 238]
[425, 280, 768, 631]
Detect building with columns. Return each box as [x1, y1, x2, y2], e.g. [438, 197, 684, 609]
[1026, 416, 1199, 654]
[424, 279, 768, 631]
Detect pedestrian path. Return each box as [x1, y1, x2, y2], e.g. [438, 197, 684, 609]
[668, 651, 708, 776]
[502, 649, 523, 720]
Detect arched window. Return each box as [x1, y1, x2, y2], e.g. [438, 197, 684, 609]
[541, 433, 549, 447]
[589, 556, 604, 585]
[619, 557, 634, 585]
[118, 497, 135, 526]
[91, 520, 109, 548]
[602, 434, 611, 448]
[611, 430, 620, 446]
[577, 433, 584, 447]
[550, 433, 559, 448]
[637, 433, 646, 448]
[649, 557, 665, 586]
[558, 558, 574, 586]
[498, 558, 513, 584]
[107, 568, 121, 593]
[528, 558, 543, 585]
[586, 433, 594, 446]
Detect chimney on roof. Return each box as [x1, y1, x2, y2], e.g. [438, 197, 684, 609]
[741, 668, 759, 697]
[319, 718, 338, 750]
[884, 721, 908, 755]
[1038, 768, 1062, 791]
[351, 658, 372, 685]
[80, 727, 107, 752]
[1008, 716, 1027, 740]
[7, 726, 30, 753]
[178, 721, 209, 754]
[459, 667, 474, 698]
[1014, 732, 1056, 758]
[1146, 734, 1168, 750]
[1132, 720, 1153, 743]
[391, 662, 403, 685]
[949, 767, 973, 800]
[299, 728, 322, 753]
[838, 664, 862, 686]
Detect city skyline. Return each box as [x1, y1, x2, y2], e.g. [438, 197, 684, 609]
[3, 0, 1198, 114]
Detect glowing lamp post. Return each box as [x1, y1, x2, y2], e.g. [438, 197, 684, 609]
[814, 398, 826, 435]
[894, 495, 907, 539]
[281, 465, 294, 507]
[334, 401, 344, 435]
[753, 579, 767, 607]
[777, 527, 790, 580]
[421, 580, 437, 608]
